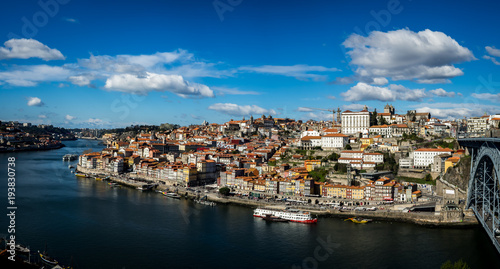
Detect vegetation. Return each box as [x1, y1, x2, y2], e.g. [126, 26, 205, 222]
[402, 133, 424, 143]
[313, 146, 322, 150]
[424, 173, 433, 182]
[397, 176, 436, 186]
[322, 152, 339, 162]
[219, 187, 230, 196]
[334, 163, 348, 173]
[345, 144, 352, 150]
[370, 109, 378, 126]
[295, 149, 308, 155]
[309, 167, 329, 182]
[268, 160, 277, 166]
[375, 152, 398, 174]
[440, 259, 470, 269]
[378, 116, 389, 125]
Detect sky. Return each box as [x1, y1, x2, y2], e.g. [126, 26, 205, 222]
[1, 0, 500, 128]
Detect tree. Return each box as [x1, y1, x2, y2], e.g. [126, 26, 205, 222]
[219, 187, 230, 196]
[424, 173, 433, 181]
[370, 109, 378, 126]
[441, 259, 470, 269]
[379, 116, 389, 125]
[345, 144, 352, 150]
[309, 168, 329, 182]
[498, 122, 500, 129]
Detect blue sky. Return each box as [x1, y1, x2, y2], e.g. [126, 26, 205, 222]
[1, 0, 500, 128]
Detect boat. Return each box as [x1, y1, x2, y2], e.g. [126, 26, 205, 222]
[253, 208, 318, 224]
[137, 184, 155, 191]
[74, 173, 89, 178]
[194, 199, 216, 206]
[38, 251, 58, 266]
[262, 214, 289, 222]
[345, 217, 372, 224]
[15, 244, 30, 253]
[62, 154, 78, 161]
[68, 165, 75, 169]
[163, 192, 181, 199]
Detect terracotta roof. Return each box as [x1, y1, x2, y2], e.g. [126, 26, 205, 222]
[415, 148, 453, 152]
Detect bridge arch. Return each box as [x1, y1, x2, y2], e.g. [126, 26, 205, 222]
[467, 142, 500, 252]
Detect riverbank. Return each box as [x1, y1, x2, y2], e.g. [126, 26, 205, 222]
[75, 166, 478, 228]
[0, 143, 65, 153]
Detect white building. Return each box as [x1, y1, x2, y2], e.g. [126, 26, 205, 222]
[321, 133, 349, 150]
[338, 150, 383, 169]
[467, 116, 489, 137]
[341, 108, 370, 135]
[413, 148, 453, 168]
[301, 129, 320, 138]
[399, 158, 414, 169]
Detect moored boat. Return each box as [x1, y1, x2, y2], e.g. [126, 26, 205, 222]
[74, 173, 89, 178]
[163, 192, 181, 199]
[38, 251, 58, 266]
[253, 208, 317, 224]
[345, 217, 372, 224]
[262, 214, 289, 222]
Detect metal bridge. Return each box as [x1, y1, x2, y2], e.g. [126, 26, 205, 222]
[459, 138, 500, 253]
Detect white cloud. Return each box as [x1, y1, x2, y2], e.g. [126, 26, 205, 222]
[0, 39, 65, 61]
[486, 46, 500, 57]
[213, 87, 260, 96]
[239, 64, 340, 81]
[327, 95, 336, 100]
[63, 18, 78, 23]
[341, 82, 427, 102]
[429, 88, 455, 97]
[38, 114, 47, 119]
[208, 103, 276, 116]
[104, 72, 214, 98]
[87, 118, 104, 124]
[68, 75, 92, 86]
[372, 77, 388, 85]
[484, 46, 500, 65]
[342, 29, 475, 83]
[412, 102, 500, 119]
[27, 97, 44, 107]
[302, 112, 333, 121]
[341, 104, 368, 111]
[0, 65, 71, 86]
[297, 107, 314, 112]
[65, 115, 76, 121]
[472, 93, 500, 102]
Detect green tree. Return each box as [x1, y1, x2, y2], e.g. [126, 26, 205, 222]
[219, 187, 230, 196]
[440, 259, 470, 269]
[379, 116, 389, 125]
[424, 173, 433, 181]
[309, 168, 329, 182]
[345, 144, 352, 150]
[268, 160, 277, 166]
[334, 163, 348, 173]
[370, 109, 378, 126]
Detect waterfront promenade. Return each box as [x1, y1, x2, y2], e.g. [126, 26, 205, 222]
[75, 165, 477, 227]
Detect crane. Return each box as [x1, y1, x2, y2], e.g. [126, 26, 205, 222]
[305, 107, 341, 123]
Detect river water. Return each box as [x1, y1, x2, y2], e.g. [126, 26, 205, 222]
[0, 139, 499, 268]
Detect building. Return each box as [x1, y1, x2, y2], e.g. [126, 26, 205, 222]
[413, 148, 453, 168]
[341, 108, 370, 135]
[321, 133, 349, 150]
[432, 153, 451, 174]
[467, 116, 489, 137]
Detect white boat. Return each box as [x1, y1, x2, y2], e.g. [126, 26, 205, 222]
[163, 192, 181, 199]
[253, 208, 318, 224]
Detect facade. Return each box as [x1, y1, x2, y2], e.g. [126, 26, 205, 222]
[467, 116, 489, 137]
[321, 133, 348, 150]
[413, 148, 453, 168]
[341, 109, 370, 135]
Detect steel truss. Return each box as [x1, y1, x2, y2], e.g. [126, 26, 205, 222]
[467, 142, 500, 253]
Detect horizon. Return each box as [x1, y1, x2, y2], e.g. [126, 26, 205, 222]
[1, 0, 500, 128]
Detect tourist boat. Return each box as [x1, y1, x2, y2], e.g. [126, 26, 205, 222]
[38, 251, 58, 266]
[74, 173, 89, 178]
[345, 217, 372, 224]
[253, 208, 318, 224]
[262, 214, 289, 222]
[163, 192, 181, 199]
[62, 154, 78, 161]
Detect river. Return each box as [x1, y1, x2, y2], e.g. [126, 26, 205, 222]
[0, 139, 499, 268]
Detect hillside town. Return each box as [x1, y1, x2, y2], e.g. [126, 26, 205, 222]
[73, 104, 500, 205]
[0, 121, 75, 152]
